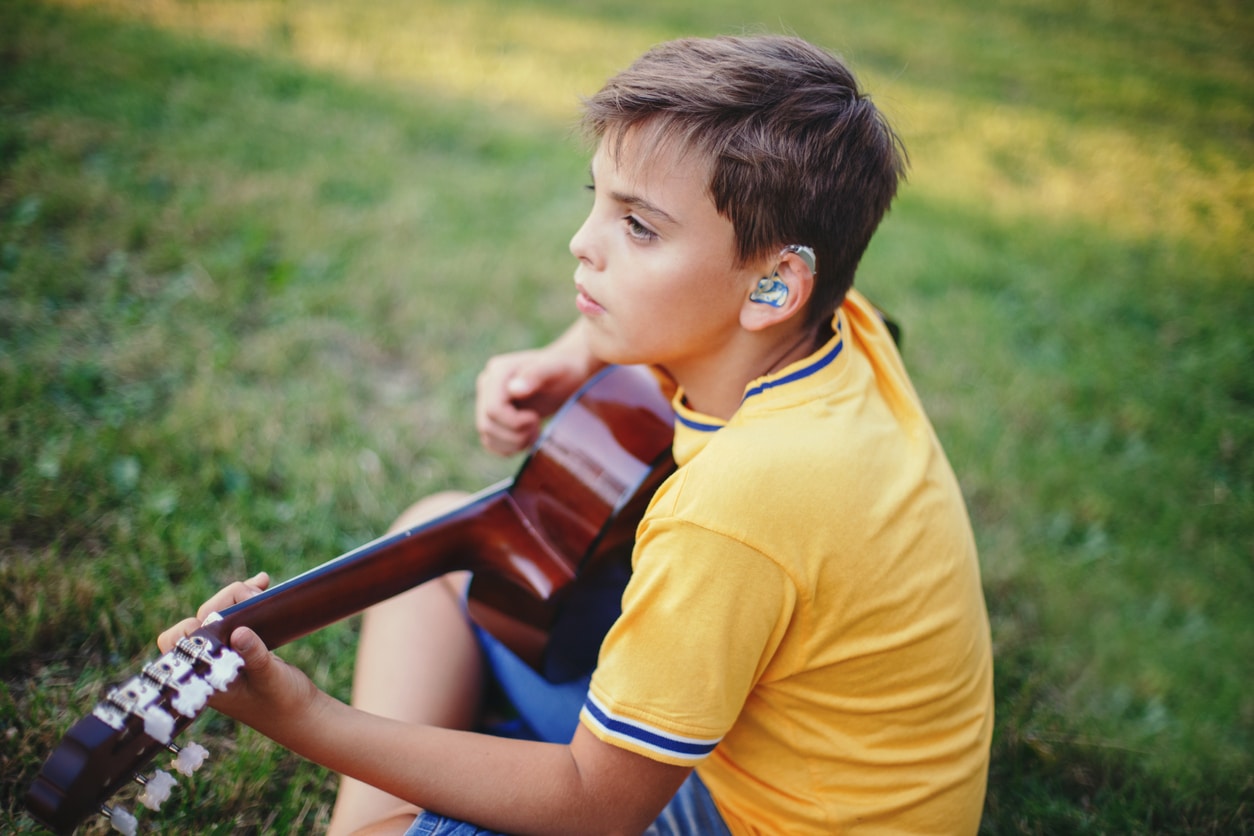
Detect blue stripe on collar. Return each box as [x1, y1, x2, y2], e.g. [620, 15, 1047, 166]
[742, 332, 844, 403]
[674, 317, 844, 431]
[675, 412, 725, 433]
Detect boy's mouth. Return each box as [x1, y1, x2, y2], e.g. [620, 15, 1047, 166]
[575, 283, 605, 316]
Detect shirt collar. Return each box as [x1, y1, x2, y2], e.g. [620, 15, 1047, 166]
[670, 309, 847, 464]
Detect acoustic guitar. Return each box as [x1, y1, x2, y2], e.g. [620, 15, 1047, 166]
[25, 364, 676, 835]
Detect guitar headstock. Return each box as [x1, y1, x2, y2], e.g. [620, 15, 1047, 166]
[26, 629, 244, 835]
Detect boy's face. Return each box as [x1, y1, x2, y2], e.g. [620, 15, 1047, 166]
[570, 130, 765, 381]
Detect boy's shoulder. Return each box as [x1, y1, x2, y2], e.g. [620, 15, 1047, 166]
[662, 317, 922, 517]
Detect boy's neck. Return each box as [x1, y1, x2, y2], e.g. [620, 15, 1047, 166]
[671, 322, 825, 420]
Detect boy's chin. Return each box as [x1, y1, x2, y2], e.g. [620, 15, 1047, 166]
[582, 329, 636, 368]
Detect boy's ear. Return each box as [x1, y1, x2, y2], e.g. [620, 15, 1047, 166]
[739, 248, 815, 332]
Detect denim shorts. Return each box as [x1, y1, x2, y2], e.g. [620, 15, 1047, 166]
[405, 770, 731, 836]
[401, 625, 731, 835]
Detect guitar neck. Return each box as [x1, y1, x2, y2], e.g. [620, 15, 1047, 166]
[24, 364, 677, 836]
[205, 481, 561, 650]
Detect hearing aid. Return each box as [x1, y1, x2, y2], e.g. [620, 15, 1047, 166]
[782, 244, 817, 272]
[749, 276, 789, 307]
[749, 245, 816, 307]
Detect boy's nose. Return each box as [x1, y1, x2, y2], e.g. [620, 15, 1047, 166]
[569, 217, 600, 269]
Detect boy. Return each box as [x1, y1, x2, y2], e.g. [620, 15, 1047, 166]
[161, 34, 993, 835]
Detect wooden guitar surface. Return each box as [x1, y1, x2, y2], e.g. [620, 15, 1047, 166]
[26, 364, 675, 835]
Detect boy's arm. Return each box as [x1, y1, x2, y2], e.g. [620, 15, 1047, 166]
[157, 579, 690, 835]
[280, 688, 688, 835]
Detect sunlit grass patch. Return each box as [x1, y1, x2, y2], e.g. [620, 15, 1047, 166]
[50, 0, 663, 120]
[55, 0, 1251, 272]
[899, 94, 1254, 259]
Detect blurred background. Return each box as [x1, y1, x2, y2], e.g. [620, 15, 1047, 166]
[2, 0, 1250, 832]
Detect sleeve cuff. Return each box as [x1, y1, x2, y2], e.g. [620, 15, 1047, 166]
[580, 691, 722, 765]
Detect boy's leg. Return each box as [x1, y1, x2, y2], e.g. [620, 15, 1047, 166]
[327, 492, 486, 836]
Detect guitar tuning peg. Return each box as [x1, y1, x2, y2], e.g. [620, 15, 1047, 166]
[206, 647, 245, 691]
[173, 635, 243, 690]
[170, 740, 209, 776]
[102, 803, 138, 836]
[141, 704, 175, 744]
[171, 675, 215, 717]
[136, 768, 178, 811]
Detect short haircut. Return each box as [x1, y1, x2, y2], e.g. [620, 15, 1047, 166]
[582, 35, 908, 328]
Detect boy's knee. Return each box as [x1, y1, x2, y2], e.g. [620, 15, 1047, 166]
[388, 491, 471, 534]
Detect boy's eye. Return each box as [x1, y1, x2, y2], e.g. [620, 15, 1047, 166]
[624, 215, 657, 242]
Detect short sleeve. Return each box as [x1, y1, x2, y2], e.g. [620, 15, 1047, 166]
[580, 516, 796, 765]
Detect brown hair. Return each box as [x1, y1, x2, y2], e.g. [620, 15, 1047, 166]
[582, 35, 908, 329]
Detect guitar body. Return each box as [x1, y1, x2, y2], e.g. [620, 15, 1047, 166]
[26, 364, 676, 835]
[468, 363, 677, 680]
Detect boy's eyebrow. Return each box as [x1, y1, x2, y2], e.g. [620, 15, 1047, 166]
[613, 191, 679, 226]
[589, 164, 679, 226]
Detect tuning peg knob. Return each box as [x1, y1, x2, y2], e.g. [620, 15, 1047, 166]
[103, 804, 138, 836]
[171, 740, 209, 776]
[137, 768, 177, 811]
[206, 647, 245, 691]
[171, 675, 215, 717]
[142, 705, 176, 744]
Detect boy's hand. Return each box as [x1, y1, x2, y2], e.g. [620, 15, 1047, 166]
[157, 572, 271, 647]
[157, 573, 322, 732]
[475, 341, 601, 456]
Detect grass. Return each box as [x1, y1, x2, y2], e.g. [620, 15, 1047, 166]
[2, 0, 1251, 832]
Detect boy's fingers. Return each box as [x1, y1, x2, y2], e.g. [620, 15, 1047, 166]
[506, 374, 535, 399]
[156, 616, 203, 654]
[475, 391, 542, 455]
[479, 401, 532, 434]
[478, 416, 539, 456]
[158, 574, 273, 654]
[230, 626, 269, 671]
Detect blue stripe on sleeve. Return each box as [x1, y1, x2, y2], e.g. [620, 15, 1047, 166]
[581, 694, 722, 761]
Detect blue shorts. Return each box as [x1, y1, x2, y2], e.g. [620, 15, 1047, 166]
[402, 625, 731, 835]
[406, 770, 730, 836]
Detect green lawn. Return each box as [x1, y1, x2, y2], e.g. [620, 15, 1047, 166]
[2, 0, 1250, 832]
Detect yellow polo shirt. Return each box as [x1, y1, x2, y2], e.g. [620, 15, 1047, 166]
[580, 291, 994, 834]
